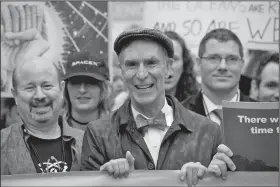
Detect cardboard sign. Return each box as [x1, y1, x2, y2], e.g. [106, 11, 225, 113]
[143, 1, 279, 54]
[222, 101, 279, 171]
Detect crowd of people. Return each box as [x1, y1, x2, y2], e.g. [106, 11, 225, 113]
[1, 24, 279, 186]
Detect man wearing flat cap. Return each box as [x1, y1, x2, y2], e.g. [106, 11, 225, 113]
[81, 28, 235, 186]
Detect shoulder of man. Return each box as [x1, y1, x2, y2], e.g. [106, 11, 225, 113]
[181, 91, 202, 111]
[173, 98, 221, 143]
[182, 104, 219, 129]
[86, 110, 121, 137]
[1, 122, 23, 149]
[173, 96, 219, 130]
[183, 107, 223, 152]
[62, 118, 84, 142]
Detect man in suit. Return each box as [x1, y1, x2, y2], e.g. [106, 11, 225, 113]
[182, 28, 255, 125]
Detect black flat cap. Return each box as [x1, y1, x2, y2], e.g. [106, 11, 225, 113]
[114, 28, 174, 58]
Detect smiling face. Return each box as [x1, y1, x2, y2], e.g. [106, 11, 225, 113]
[165, 39, 184, 93]
[118, 40, 171, 109]
[12, 58, 64, 127]
[199, 39, 243, 93]
[257, 62, 279, 102]
[67, 76, 101, 112]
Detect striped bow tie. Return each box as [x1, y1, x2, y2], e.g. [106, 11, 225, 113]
[135, 112, 167, 131]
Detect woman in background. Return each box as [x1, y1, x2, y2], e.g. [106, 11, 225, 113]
[164, 31, 199, 102]
[63, 51, 111, 131]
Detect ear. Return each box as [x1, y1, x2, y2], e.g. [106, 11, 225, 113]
[60, 81, 65, 99]
[250, 79, 259, 100]
[164, 58, 173, 78]
[11, 88, 17, 104]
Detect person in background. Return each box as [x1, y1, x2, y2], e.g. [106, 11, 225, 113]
[182, 28, 255, 126]
[1, 56, 83, 175]
[63, 51, 111, 131]
[164, 31, 199, 102]
[81, 28, 236, 187]
[0, 98, 21, 129]
[239, 50, 271, 97]
[109, 53, 129, 111]
[250, 52, 279, 102]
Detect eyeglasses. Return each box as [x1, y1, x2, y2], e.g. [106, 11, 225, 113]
[200, 55, 242, 66]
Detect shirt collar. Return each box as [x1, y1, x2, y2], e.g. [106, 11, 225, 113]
[131, 98, 172, 127]
[202, 90, 240, 115]
[21, 116, 79, 141]
[118, 95, 194, 132]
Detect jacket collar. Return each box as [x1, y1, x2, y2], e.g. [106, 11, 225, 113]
[118, 95, 194, 132]
[189, 90, 206, 116]
[20, 116, 79, 141]
[188, 90, 255, 116]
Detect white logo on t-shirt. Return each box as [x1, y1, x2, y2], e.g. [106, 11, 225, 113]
[38, 156, 68, 173]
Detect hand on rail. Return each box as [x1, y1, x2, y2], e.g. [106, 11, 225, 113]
[208, 144, 236, 180]
[179, 161, 207, 187]
[100, 151, 135, 179]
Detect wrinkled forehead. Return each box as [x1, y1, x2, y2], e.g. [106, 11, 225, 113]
[119, 39, 168, 61]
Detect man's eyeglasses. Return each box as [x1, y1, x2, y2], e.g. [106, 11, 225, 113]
[200, 55, 242, 66]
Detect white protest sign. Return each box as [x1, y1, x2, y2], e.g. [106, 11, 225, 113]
[143, 1, 279, 54]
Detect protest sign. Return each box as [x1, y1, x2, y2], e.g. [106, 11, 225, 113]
[143, 1, 279, 54]
[222, 101, 279, 171]
[108, 2, 144, 81]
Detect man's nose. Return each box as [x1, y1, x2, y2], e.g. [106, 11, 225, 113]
[33, 87, 46, 100]
[136, 64, 148, 80]
[217, 58, 227, 70]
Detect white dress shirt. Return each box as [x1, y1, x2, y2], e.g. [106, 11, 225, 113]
[131, 98, 174, 167]
[202, 90, 240, 125]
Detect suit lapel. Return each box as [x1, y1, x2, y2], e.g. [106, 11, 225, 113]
[190, 92, 207, 116]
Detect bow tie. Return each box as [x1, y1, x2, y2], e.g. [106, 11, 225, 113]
[135, 112, 167, 131]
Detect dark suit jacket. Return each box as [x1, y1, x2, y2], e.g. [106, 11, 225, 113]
[181, 91, 278, 171]
[181, 90, 256, 116]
